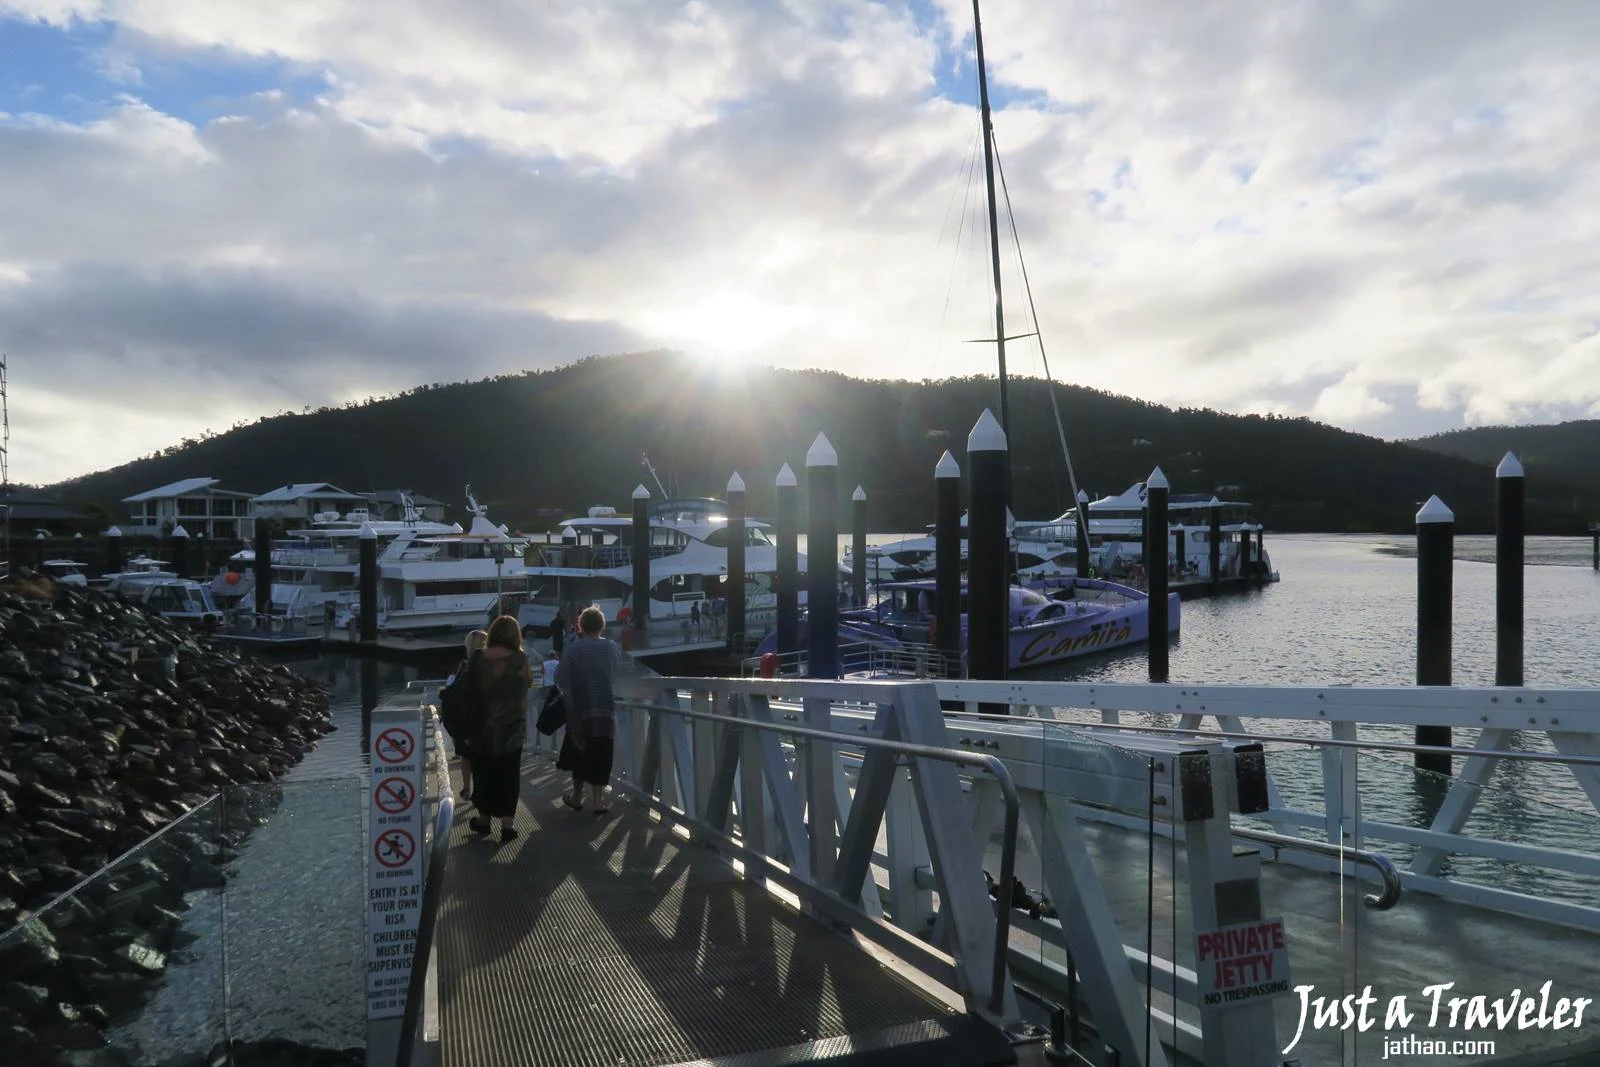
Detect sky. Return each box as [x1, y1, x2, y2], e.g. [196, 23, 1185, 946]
[1, 1, 1598, 485]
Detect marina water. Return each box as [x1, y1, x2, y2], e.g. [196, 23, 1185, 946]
[115, 534, 1599, 1057]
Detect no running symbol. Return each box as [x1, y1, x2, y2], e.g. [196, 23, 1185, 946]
[374, 829, 416, 869]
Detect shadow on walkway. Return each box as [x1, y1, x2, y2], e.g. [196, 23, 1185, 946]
[437, 756, 1012, 1067]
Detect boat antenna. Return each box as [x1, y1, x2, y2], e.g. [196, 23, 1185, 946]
[972, 0, 1011, 490]
[993, 139, 1090, 550]
[640, 452, 670, 499]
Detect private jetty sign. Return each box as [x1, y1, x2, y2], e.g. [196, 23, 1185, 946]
[366, 705, 424, 1020]
[1194, 917, 1293, 1007]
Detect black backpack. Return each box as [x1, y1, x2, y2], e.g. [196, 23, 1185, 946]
[438, 653, 485, 745]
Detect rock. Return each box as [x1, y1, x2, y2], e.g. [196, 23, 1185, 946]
[0, 921, 59, 974]
[111, 941, 165, 977]
[0, 576, 335, 1042]
[1, 981, 51, 1018]
[0, 1022, 60, 1066]
[37, 1011, 106, 1051]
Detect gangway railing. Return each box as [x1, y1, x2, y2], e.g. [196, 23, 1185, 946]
[599, 674, 1500, 1067]
[622, 692, 1021, 1016]
[936, 679, 1600, 933]
[610, 676, 1204, 1066]
[396, 704, 454, 1067]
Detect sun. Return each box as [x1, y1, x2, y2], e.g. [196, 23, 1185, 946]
[645, 290, 814, 355]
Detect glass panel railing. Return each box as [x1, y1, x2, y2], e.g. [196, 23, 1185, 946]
[0, 797, 228, 1065]
[221, 776, 367, 1053]
[0, 774, 371, 1066]
[1328, 750, 1600, 1065]
[1035, 720, 1168, 1066]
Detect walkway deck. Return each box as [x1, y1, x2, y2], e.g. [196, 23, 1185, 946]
[436, 760, 1017, 1067]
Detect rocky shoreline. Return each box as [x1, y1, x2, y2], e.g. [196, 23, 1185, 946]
[0, 573, 341, 1065]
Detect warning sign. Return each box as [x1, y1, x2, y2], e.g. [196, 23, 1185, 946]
[374, 828, 416, 868]
[1194, 917, 1293, 1008]
[374, 727, 415, 765]
[367, 705, 425, 1020]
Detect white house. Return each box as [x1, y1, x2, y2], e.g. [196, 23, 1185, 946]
[122, 478, 256, 541]
[250, 482, 369, 522]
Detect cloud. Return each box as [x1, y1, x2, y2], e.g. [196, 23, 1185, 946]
[0, 0, 1597, 484]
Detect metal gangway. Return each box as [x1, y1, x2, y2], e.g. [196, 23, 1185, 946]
[406, 675, 1467, 1067]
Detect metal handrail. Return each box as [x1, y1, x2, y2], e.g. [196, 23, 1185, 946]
[396, 709, 455, 1067]
[1232, 828, 1402, 910]
[624, 694, 1020, 1016]
[1028, 718, 1600, 768]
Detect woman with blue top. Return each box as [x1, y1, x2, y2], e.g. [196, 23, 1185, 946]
[555, 605, 622, 815]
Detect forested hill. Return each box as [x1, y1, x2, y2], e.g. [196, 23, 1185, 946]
[50, 352, 1599, 534]
[1408, 421, 1600, 498]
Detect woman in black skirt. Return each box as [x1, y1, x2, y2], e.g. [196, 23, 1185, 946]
[555, 605, 622, 814]
[468, 615, 532, 842]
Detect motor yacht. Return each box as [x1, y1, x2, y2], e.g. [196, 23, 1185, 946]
[106, 556, 222, 626]
[508, 496, 824, 639]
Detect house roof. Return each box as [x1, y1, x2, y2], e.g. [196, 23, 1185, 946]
[123, 477, 221, 502]
[252, 482, 366, 504]
[0, 485, 81, 521]
[364, 489, 446, 508]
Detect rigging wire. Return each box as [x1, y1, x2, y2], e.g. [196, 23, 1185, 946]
[936, 125, 984, 381]
[902, 125, 983, 377]
[992, 134, 1091, 540]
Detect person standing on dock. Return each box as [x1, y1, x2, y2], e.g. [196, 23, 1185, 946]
[468, 615, 532, 843]
[556, 606, 622, 815]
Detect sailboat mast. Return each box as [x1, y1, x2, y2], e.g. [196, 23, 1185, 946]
[972, 0, 1010, 447]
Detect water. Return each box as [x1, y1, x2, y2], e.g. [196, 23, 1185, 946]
[1030, 533, 1600, 689]
[107, 656, 425, 1060]
[120, 536, 1600, 1055]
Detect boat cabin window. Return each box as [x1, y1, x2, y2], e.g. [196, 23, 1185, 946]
[703, 527, 774, 548]
[649, 528, 690, 550]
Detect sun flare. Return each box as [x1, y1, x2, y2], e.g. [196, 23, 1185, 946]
[646, 291, 814, 355]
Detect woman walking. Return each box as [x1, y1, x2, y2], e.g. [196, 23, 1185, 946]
[555, 605, 622, 814]
[468, 615, 532, 842]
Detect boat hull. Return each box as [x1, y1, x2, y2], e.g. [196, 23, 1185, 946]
[1006, 588, 1179, 670]
[772, 577, 1180, 675]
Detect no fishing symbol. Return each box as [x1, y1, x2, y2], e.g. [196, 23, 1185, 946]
[373, 776, 415, 815]
[374, 728, 415, 765]
[374, 829, 416, 869]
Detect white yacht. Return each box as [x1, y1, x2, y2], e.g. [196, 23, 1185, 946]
[345, 491, 531, 633]
[41, 559, 89, 587]
[851, 483, 1275, 585]
[1014, 483, 1278, 582]
[106, 556, 222, 625]
[508, 496, 821, 637]
[208, 492, 461, 618]
[844, 519, 1124, 584]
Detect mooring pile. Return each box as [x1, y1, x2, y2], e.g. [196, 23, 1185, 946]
[0, 572, 336, 1064]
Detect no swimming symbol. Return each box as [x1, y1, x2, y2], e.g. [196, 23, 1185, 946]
[374, 727, 415, 765]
